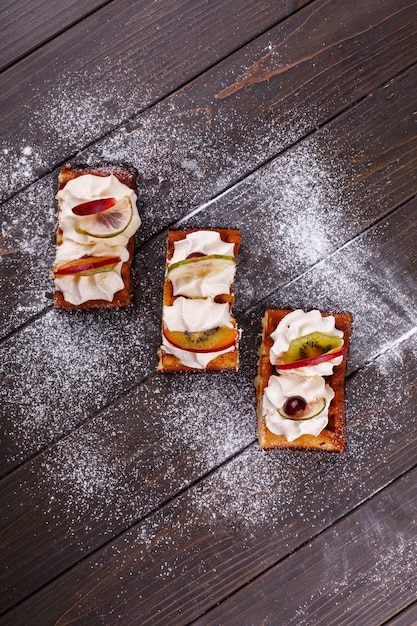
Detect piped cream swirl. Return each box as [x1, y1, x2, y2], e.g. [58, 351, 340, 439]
[270, 309, 344, 376]
[162, 297, 235, 369]
[54, 174, 140, 304]
[263, 373, 334, 441]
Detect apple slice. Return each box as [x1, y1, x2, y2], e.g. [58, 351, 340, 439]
[163, 325, 237, 353]
[167, 254, 236, 280]
[277, 397, 326, 420]
[72, 197, 116, 215]
[276, 346, 346, 370]
[75, 196, 133, 238]
[53, 255, 121, 277]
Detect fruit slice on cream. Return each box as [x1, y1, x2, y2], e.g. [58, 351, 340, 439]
[71, 197, 116, 215]
[167, 254, 236, 280]
[277, 332, 344, 370]
[53, 255, 121, 277]
[163, 325, 237, 353]
[277, 396, 326, 420]
[74, 196, 133, 238]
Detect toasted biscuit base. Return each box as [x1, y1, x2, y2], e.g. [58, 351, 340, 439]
[255, 309, 351, 452]
[54, 163, 138, 309]
[158, 229, 241, 372]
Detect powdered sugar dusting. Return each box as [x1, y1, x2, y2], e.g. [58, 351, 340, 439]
[0, 143, 48, 201]
[31, 333, 415, 620]
[0, 62, 154, 201]
[188, 331, 416, 531]
[82, 89, 312, 240]
[1, 305, 160, 470]
[1, 175, 57, 334]
[28, 371, 255, 531]
[286, 484, 417, 626]
[266, 212, 417, 371]
[170, 135, 364, 311]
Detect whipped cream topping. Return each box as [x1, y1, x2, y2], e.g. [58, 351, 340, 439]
[168, 231, 236, 298]
[54, 241, 127, 305]
[263, 373, 334, 441]
[57, 174, 140, 246]
[169, 259, 236, 298]
[162, 297, 235, 369]
[54, 174, 140, 304]
[270, 309, 344, 376]
[169, 230, 235, 265]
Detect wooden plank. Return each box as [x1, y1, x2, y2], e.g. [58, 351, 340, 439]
[2, 18, 417, 337]
[0, 0, 309, 201]
[1, 202, 416, 613]
[0, 0, 110, 70]
[1, 90, 417, 475]
[2, 331, 416, 621]
[0, 50, 417, 334]
[195, 469, 417, 625]
[386, 603, 417, 626]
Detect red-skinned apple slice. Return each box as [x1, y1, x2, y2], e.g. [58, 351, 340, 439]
[276, 347, 346, 370]
[163, 325, 237, 353]
[72, 198, 116, 215]
[53, 255, 121, 277]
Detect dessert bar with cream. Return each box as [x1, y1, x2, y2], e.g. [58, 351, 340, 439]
[158, 229, 241, 371]
[255, 308, 351, 452]
[53, 163, 141, 308]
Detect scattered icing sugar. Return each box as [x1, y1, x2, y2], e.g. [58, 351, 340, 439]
[80, 90, 313, 239]
[0, 63, 154, 201]
[0, 175, 57, 334]
[2, 127, 415, 489]
[185, 330, 416, 531]
[16, 330, 416, 538]
[1, 305, 160, 471]
[279, 492, 417, 626]
[25, 371, 254, 532]
[0, 12, 415, 621]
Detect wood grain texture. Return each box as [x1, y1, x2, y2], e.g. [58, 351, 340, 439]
[1, 203, 416, 613]
[0, 0, 109, 70]
[386, 603, 417, 626]
[3, 333, 416, 622]
[1, 90, 416, 476]
[196, 469, 417, 625]
[1, 0, 416, 623]
[0, 0, 309, 201]
[1, 53, 417, 337]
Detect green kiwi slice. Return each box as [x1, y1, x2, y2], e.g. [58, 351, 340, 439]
[167, 255, 236, 279]
[283, 332, 343, 364]
[163, 325, 237, 352]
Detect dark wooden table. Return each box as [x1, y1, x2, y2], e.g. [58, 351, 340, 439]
[1, 1, 416, 624]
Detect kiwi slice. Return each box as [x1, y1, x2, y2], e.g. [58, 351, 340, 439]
[277, 397, 326, 420]
[283, 332, 343, 364]
[163, 325, 236, 353]
[167, 255, 236, 280]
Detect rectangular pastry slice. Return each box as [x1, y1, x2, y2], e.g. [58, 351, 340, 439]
[53, 163, 141, 309]
[157, 228, 241, 372]
[255, 308, 351, 452]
